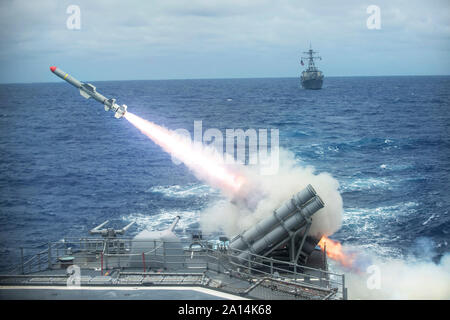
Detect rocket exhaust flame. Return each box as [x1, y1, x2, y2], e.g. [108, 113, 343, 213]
[124, 112, 245, 193]
[318, 236, 357, 269]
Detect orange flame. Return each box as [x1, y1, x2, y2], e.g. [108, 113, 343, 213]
[318, 236, 356, 269]
[124, 112, 244, 193]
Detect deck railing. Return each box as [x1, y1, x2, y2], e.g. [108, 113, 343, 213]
[1, 237, 346, 300]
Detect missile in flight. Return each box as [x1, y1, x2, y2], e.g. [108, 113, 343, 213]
[49, 66, 127, 118]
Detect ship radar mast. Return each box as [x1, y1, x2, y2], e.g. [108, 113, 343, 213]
[301, 44, 322, 72]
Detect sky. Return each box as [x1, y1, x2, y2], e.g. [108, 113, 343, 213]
[0, 0, 449, 83]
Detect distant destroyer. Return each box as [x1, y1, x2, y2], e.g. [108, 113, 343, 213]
[300, 46, 324, 90]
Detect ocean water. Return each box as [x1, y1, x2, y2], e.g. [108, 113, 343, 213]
[0, 76, 449, 271]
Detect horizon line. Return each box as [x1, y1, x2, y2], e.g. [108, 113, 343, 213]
[1, 74, 450, 85]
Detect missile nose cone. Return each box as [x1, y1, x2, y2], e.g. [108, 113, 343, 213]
[50, 66, 57, 73]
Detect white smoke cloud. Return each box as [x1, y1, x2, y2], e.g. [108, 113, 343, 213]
[200, 148, 343, 238]
[345, 253, 450, 299]
[324, 238, 450, 300]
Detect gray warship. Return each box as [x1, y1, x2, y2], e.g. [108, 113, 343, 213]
[0, 185, 347, 300]
[301, 46, 324, 90]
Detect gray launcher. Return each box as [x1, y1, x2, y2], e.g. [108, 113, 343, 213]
[229, 184, 324, 262]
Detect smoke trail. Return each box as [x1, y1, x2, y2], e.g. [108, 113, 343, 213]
[124, 112, 343, 238]
[125, 112, 344, 256]
[124, 112, 245, 194]
[200, 149, 344, 238]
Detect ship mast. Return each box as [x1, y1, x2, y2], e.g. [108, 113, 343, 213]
[302, 44, 321, 72]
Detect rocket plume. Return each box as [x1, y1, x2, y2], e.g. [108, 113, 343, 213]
[318, 236, 357, 270]
[124, 112, 245, 194]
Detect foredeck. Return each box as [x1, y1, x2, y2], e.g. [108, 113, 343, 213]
[0, 237, 346, 300]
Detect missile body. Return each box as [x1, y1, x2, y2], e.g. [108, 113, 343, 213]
[50, 66, 127, 118]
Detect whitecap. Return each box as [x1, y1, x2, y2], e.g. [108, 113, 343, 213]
[327, 146, 339, 152]
[121, 209, 200, 233]
[341, 202, 419, 246]
[422, 214, 435, 226]
[341, 177, 392, 192]
[145, 183, 217, 198]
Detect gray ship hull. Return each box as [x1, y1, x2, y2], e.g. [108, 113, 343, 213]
[301, 78, 323, 90]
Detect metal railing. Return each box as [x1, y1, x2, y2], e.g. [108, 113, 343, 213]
[1, 237, 346, 300]
[216, 247, 346, 299]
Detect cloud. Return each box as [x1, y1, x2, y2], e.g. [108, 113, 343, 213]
[0, 0, 449, 82]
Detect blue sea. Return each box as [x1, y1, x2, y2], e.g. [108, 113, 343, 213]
[0, 76, 449, 271]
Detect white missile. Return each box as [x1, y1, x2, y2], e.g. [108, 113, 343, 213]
[50, 66, 127, 118]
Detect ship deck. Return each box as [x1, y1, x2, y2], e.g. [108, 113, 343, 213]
[0, 238, 346, 300]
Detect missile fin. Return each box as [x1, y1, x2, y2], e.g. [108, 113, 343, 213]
[80, 89, 91, 99]
[114, 104, 127, 118]
[83, 83, 96, 92]
[105, 98, 115, 112]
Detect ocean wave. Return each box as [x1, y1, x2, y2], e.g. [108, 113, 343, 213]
[145, 184, 217, 198]
[345, 202, 419, 219]
[121, 209, 200, 233]
[287, 130, 310, 137]
[340, 177, 393, 192]
[379, 163, 414, 171]
[422, 214, 435, 226]
[1, 76, 449, 275]
[337, 202, 420, 251]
